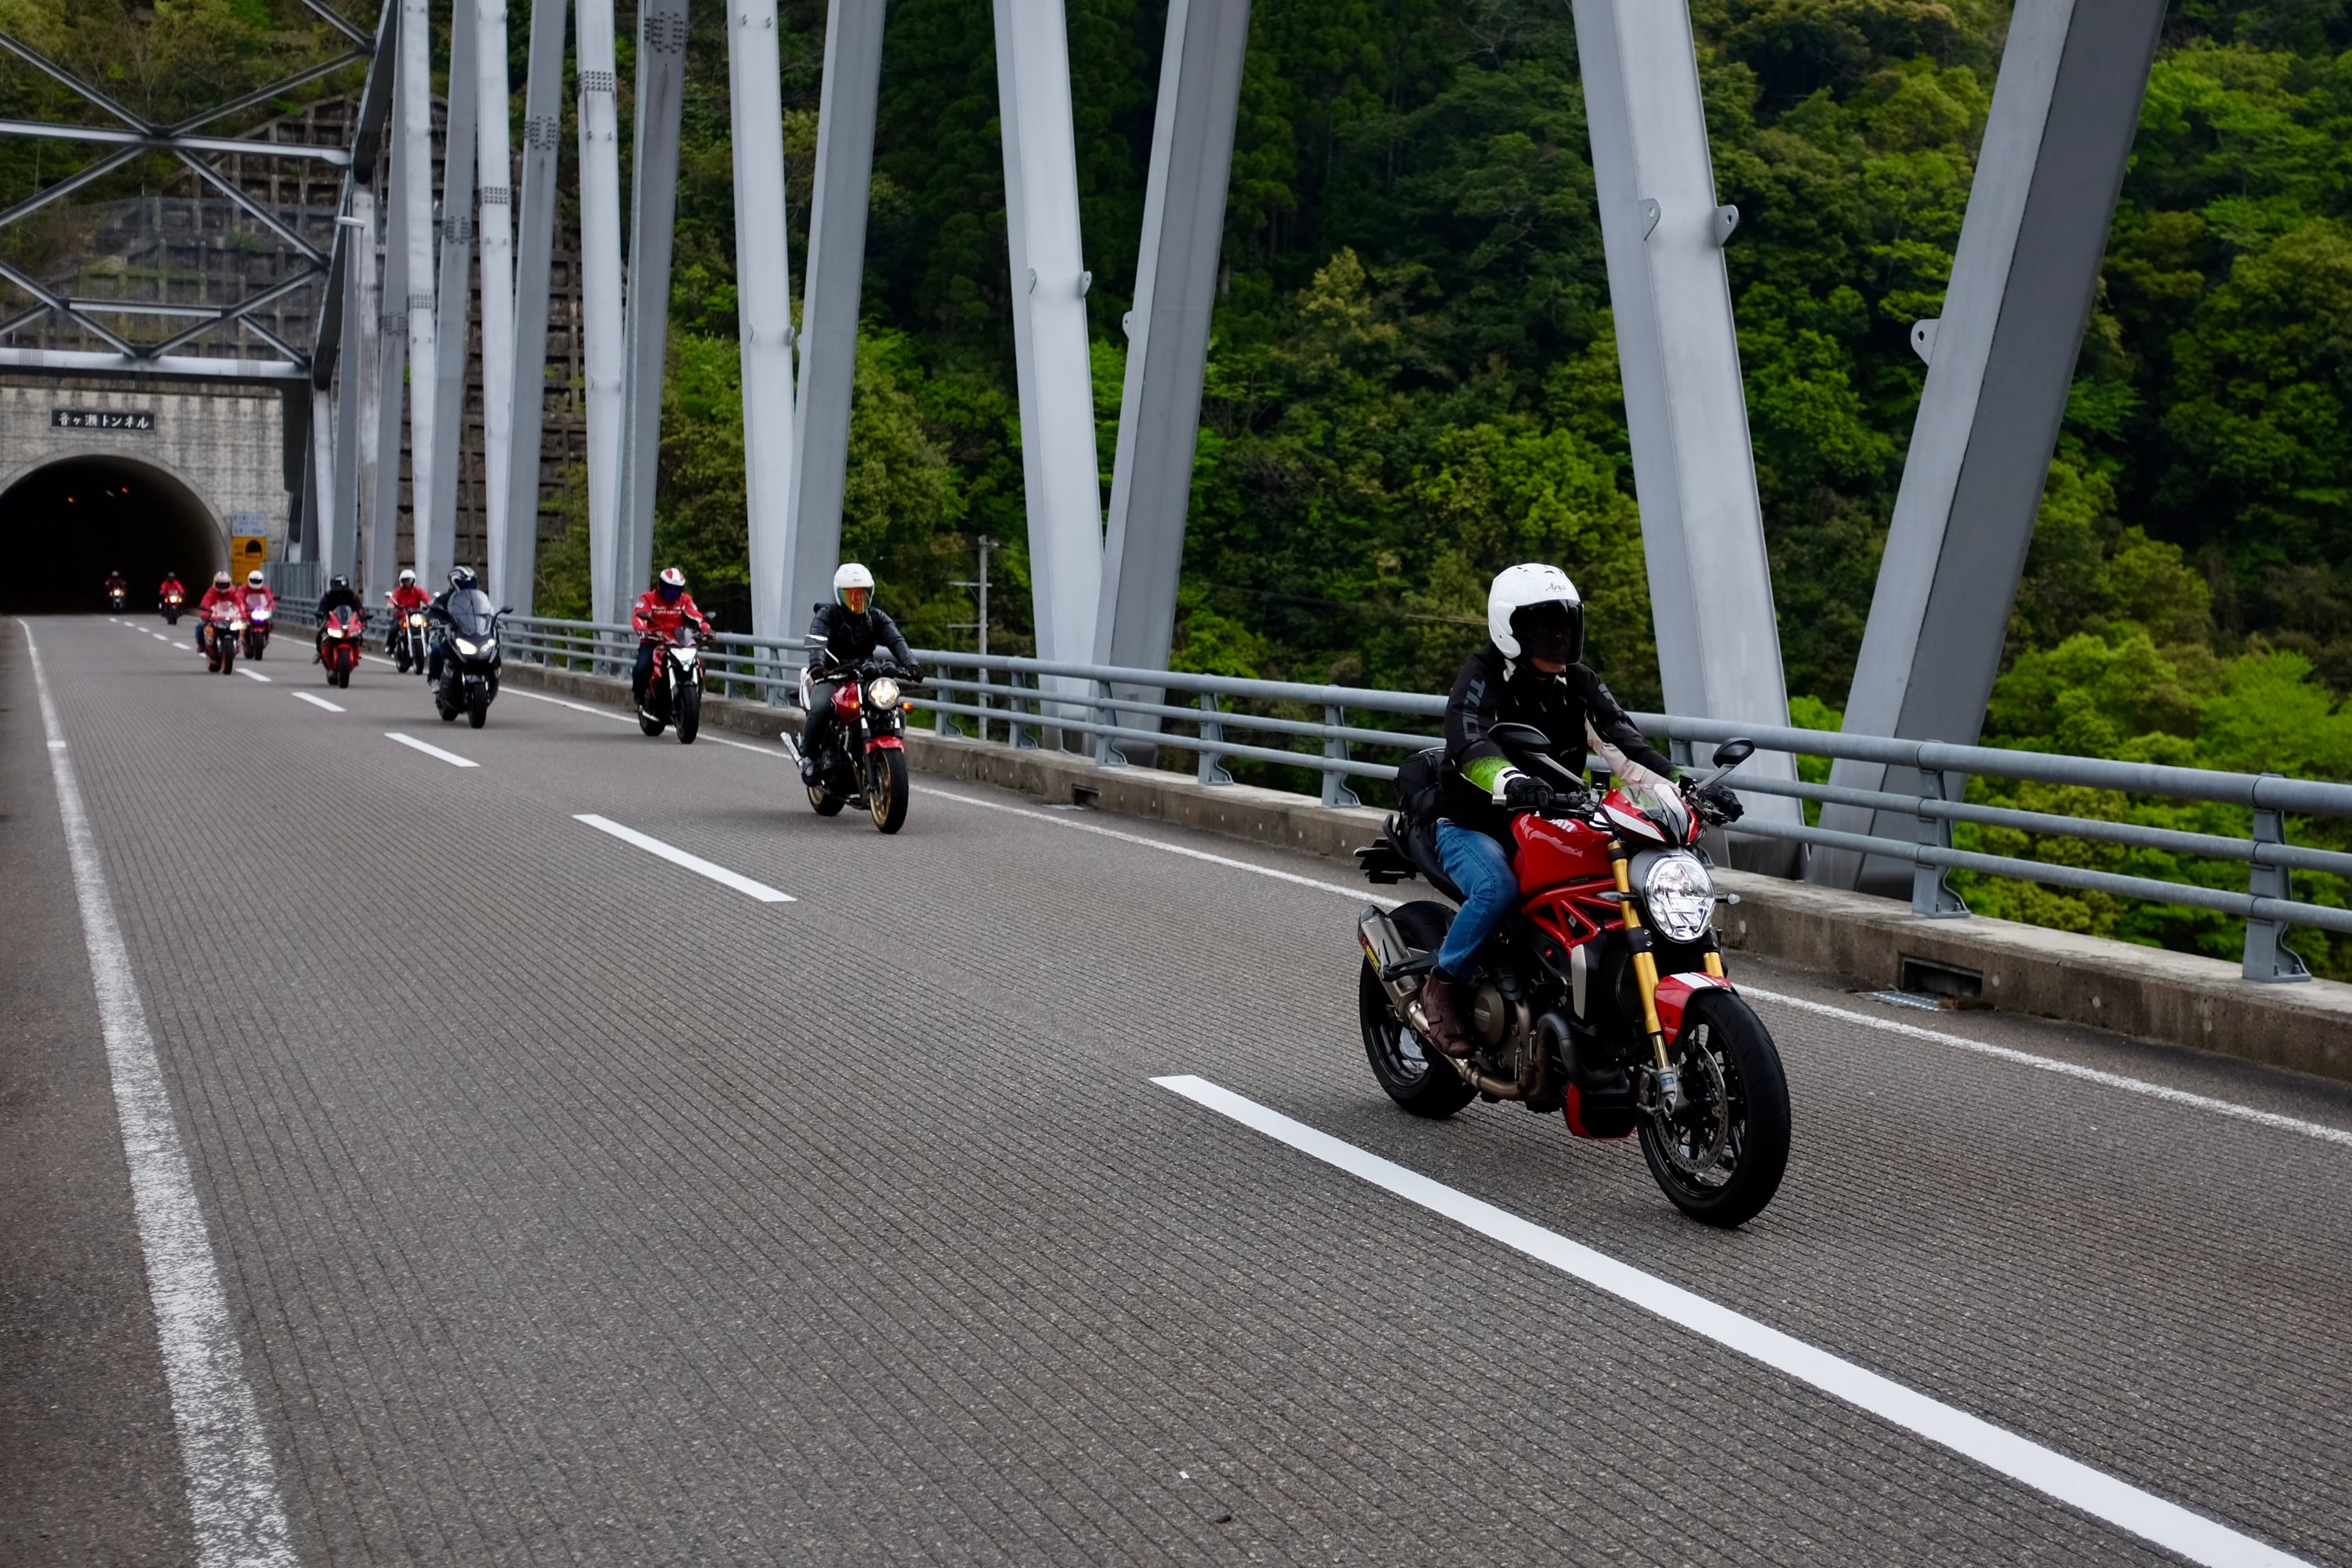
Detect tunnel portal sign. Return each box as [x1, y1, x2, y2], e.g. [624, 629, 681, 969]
[53, 408, 155, 432]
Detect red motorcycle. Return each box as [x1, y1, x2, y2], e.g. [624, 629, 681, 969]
[797, 652, 920, 833]
[201, 602, 245, 675]
[161, 588, 185, 624]
[1354, 728, 1790, 1227]
[241, 597, 274, 659]
[318, 605, 365, 688]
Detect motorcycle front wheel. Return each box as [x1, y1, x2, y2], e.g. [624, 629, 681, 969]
[866, 748, 909, 833]
[468, 695, 490, 729]
[1637, 991, 1791, 1229]
[1359, 899, 1476, 1118]
[677, 684, 701, 744]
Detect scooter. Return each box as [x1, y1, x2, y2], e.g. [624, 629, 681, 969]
[431, 590, 509, 728]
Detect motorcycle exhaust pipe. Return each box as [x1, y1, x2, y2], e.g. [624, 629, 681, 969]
[1358, 907, 1434, 1032]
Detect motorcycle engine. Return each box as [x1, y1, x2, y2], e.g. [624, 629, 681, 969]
[1469, 983, 1512, 1049]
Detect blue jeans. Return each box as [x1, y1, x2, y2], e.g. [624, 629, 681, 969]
[1435, 820, 1516, 978]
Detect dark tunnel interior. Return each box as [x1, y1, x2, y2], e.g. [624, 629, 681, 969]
[0, 456, 226, 613]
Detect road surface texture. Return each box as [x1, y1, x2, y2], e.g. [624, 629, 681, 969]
[5, 614, 2350, 1566]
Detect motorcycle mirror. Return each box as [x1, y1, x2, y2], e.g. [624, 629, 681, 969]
[1487, 720, 1552, 751]
[500, 605, 515, 615]
[1711, 738, 1755, 768]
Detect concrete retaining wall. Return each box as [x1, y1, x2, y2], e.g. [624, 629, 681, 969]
[503, 659, 2352, 1083]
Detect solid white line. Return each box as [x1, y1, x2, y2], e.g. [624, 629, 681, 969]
[509, 687, 633, 724]
[383, 731, 478, 768]
[1155, 1073, 2309, 1568]
[236, 668, 272, 683]
[1740, 986, 2352, 1148]
[292, 691, 345, 713]
[920, 786, 1399, 907]
[573, 813, 795, 902]
[16, 621, 299, 1567]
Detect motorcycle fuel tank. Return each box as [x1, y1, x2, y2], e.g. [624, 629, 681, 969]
[1512, 812, 1613, 893]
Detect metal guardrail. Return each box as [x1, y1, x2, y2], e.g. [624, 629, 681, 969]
[490, 615, 2352, 982]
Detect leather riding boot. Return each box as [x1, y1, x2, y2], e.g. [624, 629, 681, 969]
[1417, 972, 1474, 1058]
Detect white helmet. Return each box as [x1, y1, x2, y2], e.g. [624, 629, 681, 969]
[833, 561, 875, 610]
[246, 569, 267, 587]
[1487, 563, 1583, 663]
[397, 568, 416, 586]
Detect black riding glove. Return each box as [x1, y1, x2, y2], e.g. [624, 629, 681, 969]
[1687, 779, 1744, 825]
[901, 660, 923, 684]
[1503, 775, 1557, 815]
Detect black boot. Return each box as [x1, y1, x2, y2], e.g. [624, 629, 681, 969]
[1417, 972, 1474, 1058]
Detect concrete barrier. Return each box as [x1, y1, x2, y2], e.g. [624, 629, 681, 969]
[503, 660, 2352, 1083]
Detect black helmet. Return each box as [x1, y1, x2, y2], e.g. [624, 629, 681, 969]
[449, 566, 477, 590]
[329, 574, 350, 590]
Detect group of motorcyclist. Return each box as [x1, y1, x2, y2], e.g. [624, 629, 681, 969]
[124, 551, 1728, 1007]
[151, 568, 279, 655]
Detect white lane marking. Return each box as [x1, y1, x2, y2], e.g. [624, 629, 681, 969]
[920, 787, 1399, 907]
[151, 631, 172, 642]
[1156, 1073, 2310, 1568]
[1740, 986, 2352, 1149]
[292, 691, 345, 713]
[572, 813, 795, 902]
[475, 684, 2352, 1147]
[384, 731, 479, 768]
[236, 668, 272, 683]
[16, 621, 300, 1567]
[705, 734, 775, 754]
[509, 687, 633, 723]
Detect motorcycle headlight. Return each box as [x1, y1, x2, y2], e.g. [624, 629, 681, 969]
[1642, 852, 1715, 945]
[867, 676, 901, 710]
[480, 637, 497, 654]
[453, 637, 479, 656]
[408, 613, 425, 628]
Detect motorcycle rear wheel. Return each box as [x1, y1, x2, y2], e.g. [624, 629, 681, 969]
[1359, 900, 1476, 1118]
[1637, 991, 1790, 1229]
[677, 684, 701, 744]
[808, 781, 847, 815]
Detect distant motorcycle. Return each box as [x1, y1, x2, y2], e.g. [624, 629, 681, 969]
[107, 586, 127, 613]
[797, 649, 920, 833]
[319, 606, 365, 688]
[241, 601, 274, 660]
[636, 625, 706, 744]
[389, 597, 430, 675]
[160, 589, 184, 624]
[431, 588, 507, 728]
[202, 603, 245, 675]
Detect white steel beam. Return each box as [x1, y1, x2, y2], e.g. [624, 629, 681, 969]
[611, 0, 690, 619]
[426, 0, 479, 587]
[503, 0, 568, 615]
[1094, 0, 1248, 745]
[575, 0, 626, 625]
[366, 126, 408, 601]
[475, 0, 520, 608]
[728, 0, 798, 648]
[309, 384, 337, 574]
[397, 0, 439, 590]
[782, 0, 884, 639]
[1570, 0, 1799, 863]
[993, 0, 1104, 676]
[336, 183, 376, 591]
[0, 347, 309, 380]
[1819, 0, 2167, 895]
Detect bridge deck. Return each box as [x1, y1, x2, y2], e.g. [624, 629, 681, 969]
[7, 614, 2350, 1566]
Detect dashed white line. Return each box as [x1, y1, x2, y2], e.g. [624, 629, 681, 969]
[1155, 1073, 2311, 1568]
[1739, 985, 2352, 1149]
[572, 813, 795, 902]
[384, 731, 478, 768]
[236, 667, 272, 683]
[293, 691, 345, 713]
[16, 620, 299, 1567]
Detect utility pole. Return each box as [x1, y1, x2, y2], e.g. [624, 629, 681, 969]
[949, 536, 993, 739]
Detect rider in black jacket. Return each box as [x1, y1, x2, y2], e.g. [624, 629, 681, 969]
[1416, 564, 1739, 1054]
[314, 574, 364, 660]
[799, 562, 920, 783]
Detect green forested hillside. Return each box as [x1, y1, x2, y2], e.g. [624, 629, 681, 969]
[5, 0, 2348, 969]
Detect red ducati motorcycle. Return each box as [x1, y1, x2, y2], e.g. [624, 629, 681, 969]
[201, 602, 245, 675]
[1355, 727, 1790, 1227]
[319, 605, 365, 688]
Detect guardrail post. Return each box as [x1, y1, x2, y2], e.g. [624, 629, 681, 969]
[1094, 678, 1128, 766]
[1011, 673, 1040, 750]
[1321, 704, 1359, 808]
[2244, 786, 2312, 982]
[1196, 691, 1233, 785]
[1911, 764, 1969, 917]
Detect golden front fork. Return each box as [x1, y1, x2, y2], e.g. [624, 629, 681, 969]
[1612, 848, 1673, 1071]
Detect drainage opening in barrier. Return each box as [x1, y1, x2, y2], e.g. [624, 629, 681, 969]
[1899, 955, 1984, 1003]
[1070, 784, 1101, 809]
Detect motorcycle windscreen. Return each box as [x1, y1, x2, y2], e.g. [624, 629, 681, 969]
[445, 589, 498, 640]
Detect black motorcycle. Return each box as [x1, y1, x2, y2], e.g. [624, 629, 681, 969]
[431, 589, 509, 729]
[797, 650, 920, 833]
[637, 625, 706, 744]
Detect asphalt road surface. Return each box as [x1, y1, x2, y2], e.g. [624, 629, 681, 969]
[7, 613, 2352, 1567]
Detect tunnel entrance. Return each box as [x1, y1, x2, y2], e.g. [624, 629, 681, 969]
[0, 455, 226, 613]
